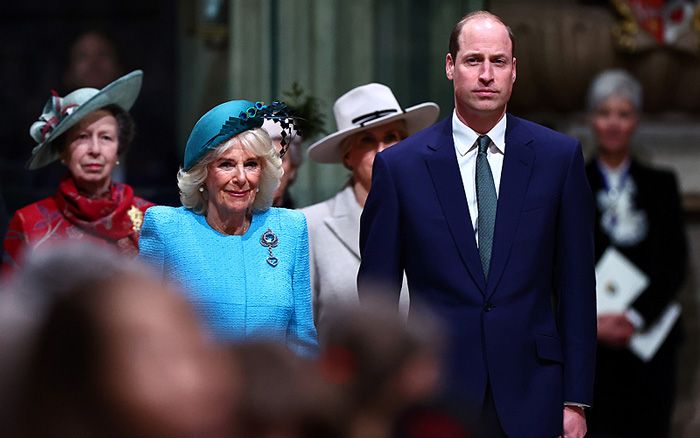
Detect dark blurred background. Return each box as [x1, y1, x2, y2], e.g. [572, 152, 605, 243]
[1, 1, 699, 434]
[0, 1, 178, 210]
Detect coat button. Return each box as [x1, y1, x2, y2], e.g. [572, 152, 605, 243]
[484, 303, 494, 312]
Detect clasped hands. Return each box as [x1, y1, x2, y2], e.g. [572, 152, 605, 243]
[597, 313, 635, 347]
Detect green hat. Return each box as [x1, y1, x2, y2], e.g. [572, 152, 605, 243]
[28, 70, 143, 169]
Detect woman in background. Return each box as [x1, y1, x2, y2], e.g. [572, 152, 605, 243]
[139, 100, 317, 356]
[3, 70, 152, 271]
[301, 83, 439, 336]
[584, 69, 688, 438]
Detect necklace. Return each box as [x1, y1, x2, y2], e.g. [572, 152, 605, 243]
[205, 215, 251, 236]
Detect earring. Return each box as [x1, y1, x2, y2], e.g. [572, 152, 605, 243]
[116, 160, 121, 166]
[198, 186, 204, 193]
[255, 187, 260, 193]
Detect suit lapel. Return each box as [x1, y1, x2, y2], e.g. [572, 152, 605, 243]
[486, 115, 534, 298]
[324, 187, 361, 259]
[425, 118, 486, 292]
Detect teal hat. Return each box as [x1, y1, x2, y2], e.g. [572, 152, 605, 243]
[183, 99, 295, 170]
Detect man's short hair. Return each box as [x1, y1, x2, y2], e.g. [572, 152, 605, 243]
[448, 11, 516, 60]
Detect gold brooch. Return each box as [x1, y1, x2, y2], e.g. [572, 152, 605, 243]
[127, 206, 144, 232]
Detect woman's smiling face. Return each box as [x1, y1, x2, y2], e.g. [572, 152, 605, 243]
[204, 141, 262, 216]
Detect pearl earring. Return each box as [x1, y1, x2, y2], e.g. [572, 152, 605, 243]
[255, 187, 260, 193]
[198, 186, 204, 193]
[116, 160, 121, 166]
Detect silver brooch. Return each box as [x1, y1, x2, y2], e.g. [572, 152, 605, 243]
[260, 228, 279, 267]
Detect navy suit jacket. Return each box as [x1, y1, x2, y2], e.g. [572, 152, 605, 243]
[358, 115, 597, 437]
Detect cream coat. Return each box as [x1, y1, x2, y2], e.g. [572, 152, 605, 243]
[301, 185, 408, 335]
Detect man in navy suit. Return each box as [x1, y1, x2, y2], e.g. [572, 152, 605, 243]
[358, 11, 596, 438]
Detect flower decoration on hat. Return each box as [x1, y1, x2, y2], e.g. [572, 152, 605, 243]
[193, 100, 301, 169]
[30, 90, 80, 144]
[26, 70, 143, 170]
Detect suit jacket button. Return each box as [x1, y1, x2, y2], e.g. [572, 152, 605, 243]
[484, 303, 494, 312]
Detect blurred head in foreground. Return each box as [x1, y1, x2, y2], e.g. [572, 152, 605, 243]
[318, 301, 443, 437]
[233, 341, 340, 438]
[7, 241, 237, 438]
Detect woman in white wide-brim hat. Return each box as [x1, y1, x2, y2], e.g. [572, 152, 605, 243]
[301, 83, 439, 336]
[2, 70, 153, 272]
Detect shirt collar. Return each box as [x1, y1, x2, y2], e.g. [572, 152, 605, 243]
[596, 157, 631, 189]
[452, 110, 507, 156]
[597, 157, 631, 177]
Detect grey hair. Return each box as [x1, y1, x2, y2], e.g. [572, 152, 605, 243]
[177, 128, 283, 215]
[586, 69, 643, 113]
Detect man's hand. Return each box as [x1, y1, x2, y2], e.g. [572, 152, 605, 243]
[597, 313, 635, 347]
[560, 405, 587, 438]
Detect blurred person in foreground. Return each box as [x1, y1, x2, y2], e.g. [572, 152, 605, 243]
[5, 241, 237, 438]
[584, 69, 688, 438]
[302, 83, 439, 335]
[2, 70, 153, 273]
[318, 301, 449, 438]
[358, 11, 596, 438]
[233, 341, 341, 438]
[139, 100, 318, 356]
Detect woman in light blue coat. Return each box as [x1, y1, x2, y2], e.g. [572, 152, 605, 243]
[140, 100, 317, 356]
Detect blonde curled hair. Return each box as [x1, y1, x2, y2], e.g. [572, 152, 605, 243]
[177, 128, 283, 215]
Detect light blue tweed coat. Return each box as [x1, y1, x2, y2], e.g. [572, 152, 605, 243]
[139, 206, 318, 356]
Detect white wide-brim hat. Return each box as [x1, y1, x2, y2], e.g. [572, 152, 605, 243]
[27, 70, 143, 169]
[307, 83, 439, 163]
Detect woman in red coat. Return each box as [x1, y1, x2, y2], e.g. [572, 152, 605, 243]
[3, 70, 153, 272]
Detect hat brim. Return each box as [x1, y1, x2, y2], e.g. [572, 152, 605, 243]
[307, 102, 440, 164]
[27, 70, 143, 170]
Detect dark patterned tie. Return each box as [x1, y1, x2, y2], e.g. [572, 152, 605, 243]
[476, 135, 497, 279]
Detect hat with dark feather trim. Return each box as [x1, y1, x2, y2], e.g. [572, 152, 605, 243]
[183, 99, 296, 171]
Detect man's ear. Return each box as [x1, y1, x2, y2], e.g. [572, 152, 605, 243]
[512, 57, 517, 84]
[446, 53, 454, 80]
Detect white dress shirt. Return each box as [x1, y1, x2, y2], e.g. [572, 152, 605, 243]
[452, 111, 591, 409]
[597, 158, 630, 194]
[596, 158, 646, 330]
[452, 110, 507, 246]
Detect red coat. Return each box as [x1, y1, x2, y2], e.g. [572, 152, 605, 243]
[3, 177, 153, 272]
